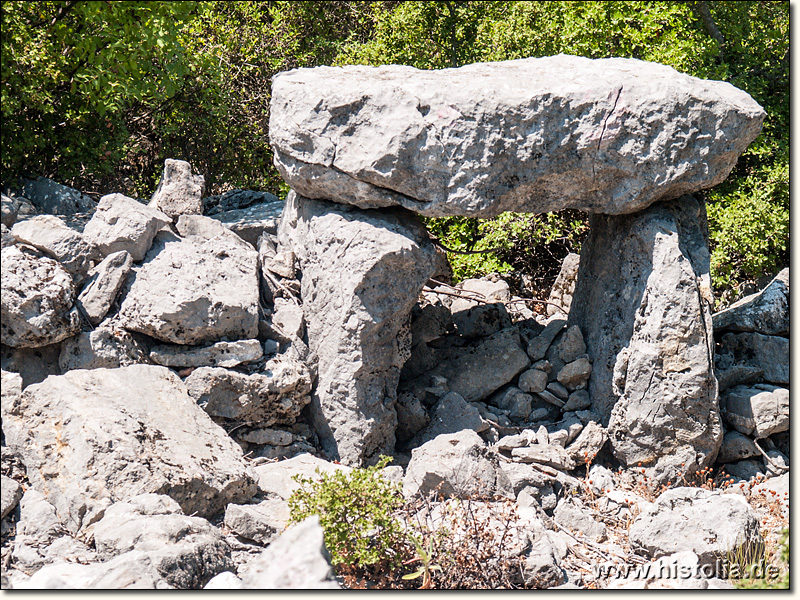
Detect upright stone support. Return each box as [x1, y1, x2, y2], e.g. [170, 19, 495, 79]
[278, 192, 436, 465]
[569, 196, 721, 482]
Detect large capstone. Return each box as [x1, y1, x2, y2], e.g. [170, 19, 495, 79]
[278, 191, 435, 465]
[270, 55, 764, 217]
[569, 196, 721, 483]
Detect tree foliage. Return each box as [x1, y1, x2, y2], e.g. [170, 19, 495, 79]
[1, 1, 788, 301]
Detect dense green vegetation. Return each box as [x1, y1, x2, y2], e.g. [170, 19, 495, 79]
[1, 1, 788, 303]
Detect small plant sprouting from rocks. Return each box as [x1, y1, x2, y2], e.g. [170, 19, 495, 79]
[287, 455, 411, 572]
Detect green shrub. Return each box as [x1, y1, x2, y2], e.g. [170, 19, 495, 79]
[287, 456, 410, 569]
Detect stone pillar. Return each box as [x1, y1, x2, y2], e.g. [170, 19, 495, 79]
[569, 195, 722, 483]
[278, 192, 436, 466]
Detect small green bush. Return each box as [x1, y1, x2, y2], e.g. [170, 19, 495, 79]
[287, 456, 410, 569]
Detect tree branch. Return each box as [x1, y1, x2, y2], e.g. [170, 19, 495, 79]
[688, 1, 726, 58]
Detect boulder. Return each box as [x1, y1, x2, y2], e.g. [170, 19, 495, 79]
[1, 193, 20, 227]
[184, 357, 311, 425]
[252, 454, 351, 500]
[724, 459, 765, 482]
[93, 494, 232, 589]
[1, 343, 62, 387]
[148, 159, 204, 220]
[565, 420, 607, 464]
[1, 223, 14, 247]
[270, 56, 763, 218]
[20, 177, 94, 215]
[208, 200, 284, 247]
[712, 268, 788, 335]
[403, 430, 514, 500]
[406, 391, 487, 447]
[518, 368, 549, 394]
[278, 192, 435, 465]
[547, 253, 580, 317]
[556, 357, 592, 390]
[76, 250, 133, 324]
[1, 365, 257, 533]
[150, 339, 263, 368]
[58, 326, 148, 371]
[205, 189, 280, 215]
[511, 445, 576, 471]
[716, 332, 789, 386]
[452, 302, 512, 339]
[118, 228, 259, 345]
[82, 193, 171, 261]
[224, 497, 290, 545]
[11, 215, 95, 282]
[628, 487, 762, 566]
[553, 496, 607, 541]
[721, 384, 789, 439]
[395, 392, 430, 443]
[239, 516, 341, 589]
[449, 277, 512, 312]
[238, 427, 293, 446]
[716, 431, 760, 464]
[405, 328, 531, 405]
[1, 474, 22, 519]
[1, 245, 81, 347]
[569, 196, 721, 483]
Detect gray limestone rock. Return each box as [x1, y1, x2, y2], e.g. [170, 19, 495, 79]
[270, 56, 763, 218]
[512, 444, 575, 471]
[208, 200, 284, 247]
[724, 459, 765, 482]
[716, 332, 789, 386]
[556, 325, 587, 364]
[118, 227, 259, 345]
[409, 299, 453, 346]
[569, 196, 721, 483]
[1, 223, 14, 248]
[553, 496, 607, 541]
[526, 319, 566, 361]
[1, 245, 81, 347]
[565, 421, 607, 464]
[547, 253, 581, 317]
[148, 159, 205, 220]
[2, 365, 257, 533]
[403, 430, 514, 500]
[238, 427, 292, 446]
[407, 391, 487, 447]
[205, 189, 280, 215]
[563, 389, 591, 411]
[239, 516, 341, 589]
[518, 368, 549, 394]
[556, 357, 592, 390]
[224, 497, 290, 545]
[184, 357, 311, 425]
[499, 461, 555, 496]
[150, 339, 263, 368]
[76, 250, 132, 324]
[1, 193, 20, 227]
[1, 474, 22, 519]
[252, 454, 351, 501]
[58, 326, 149, 371]
[1, 344, 62, 388]
[278, 192, 435, 465]
[721, 384, 789, 439]
[82, 193, 171, 261]
[271, 299, 305, 340]
[713, 268, 788, 335]
[20, 177, 94, 215]
[628, 487, 762, 566]
[93, 494, 233, 589]
[396, 392, 430, 444]
[11, 215, 96, 283]
[452, 302, 512, 339]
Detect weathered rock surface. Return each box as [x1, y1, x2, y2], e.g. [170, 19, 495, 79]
[11, 215, 95, 282]
[239, 516, 340, 589]
[76, 250, 132, 324]
[150, 339, 263, 368]
[205, 189, 280, 215]
[93, 494, 233, 589]
[208, 200, 284, 246]
[721, 384, 789, 439]
[1, 246, 81, 347]
[1, 343, 62, 387]
[20, 177, 94, 215]
[1, 474, 22, 519]
[9, 552, 168, 589]
[547, 253, 580, 317]
[252, 454, 351, 500]
[716, 431, 760, 464]
[278, 192, 435, 465]
[713, 268, 788, 335]
[184, 357, 311, 424]
[58, 327, 148, 371]
[628, 487, 762, 566]
[118, 229, 259, 345]
[553, 496, 607, 541]
[149, 159, 204, 220]
[2, 365, 257, 532]
[403, 430, 513, 500]
[716, 332, 789, 386]
[82, 193, 171, 262]
[224, 497, 290, 545]
[270, 55, 764, 218]
[570, 196, 721, 482]
[407, 391, 487, 447]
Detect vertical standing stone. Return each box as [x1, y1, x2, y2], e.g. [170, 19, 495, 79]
[569, 196, 721, 482]
[278, 192, 435, 465]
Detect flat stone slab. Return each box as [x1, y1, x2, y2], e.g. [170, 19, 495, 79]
[270, 55, 764, 217]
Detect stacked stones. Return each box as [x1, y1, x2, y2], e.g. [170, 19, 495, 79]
[269, 54, 765, 483]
